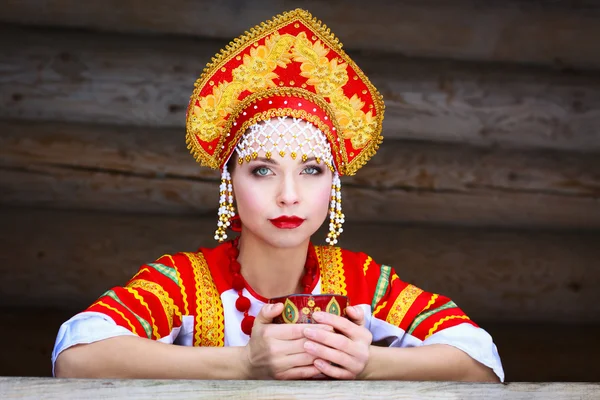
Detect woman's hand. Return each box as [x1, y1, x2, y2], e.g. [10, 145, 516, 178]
[243, 303, 334, 380]
[302, 306, 373, 379]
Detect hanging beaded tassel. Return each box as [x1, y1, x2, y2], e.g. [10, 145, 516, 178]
[325, 172, 344, 246]
[214, 165, 235, 242]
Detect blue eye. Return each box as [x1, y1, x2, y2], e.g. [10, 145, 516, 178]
[303, 165, 322, 175]
[252, 166, 272, 176]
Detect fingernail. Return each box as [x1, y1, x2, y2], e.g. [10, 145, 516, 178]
[304, 341, 316, 351]
[304, 328, 316, 338]
[312, 311, 324, 321]
[315, 359, 325, 368]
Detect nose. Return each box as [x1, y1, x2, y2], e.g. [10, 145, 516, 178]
[276, 174, 300, 207]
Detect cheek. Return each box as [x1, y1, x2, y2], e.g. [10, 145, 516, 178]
[233, 177, 267, 216]
[311, 179, 332, 214]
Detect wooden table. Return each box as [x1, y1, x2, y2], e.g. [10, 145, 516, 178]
[1, 378, 598, 399]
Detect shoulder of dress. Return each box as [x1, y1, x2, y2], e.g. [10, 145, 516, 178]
[154, 242, 227, 266]
[314, 245, 380, 279]
[314, 245, 371, 261]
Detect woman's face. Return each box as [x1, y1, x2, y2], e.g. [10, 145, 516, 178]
[231, 120, 333, 249]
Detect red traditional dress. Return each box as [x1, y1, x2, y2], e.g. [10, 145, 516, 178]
[53, 241, 504, 380]
[53, 9, 503, 381]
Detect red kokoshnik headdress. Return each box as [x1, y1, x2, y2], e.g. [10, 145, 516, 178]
[185, 9, 385, 243]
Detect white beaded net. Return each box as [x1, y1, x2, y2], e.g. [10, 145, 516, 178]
[235, 117, 334, 169]
[215, 117, 343, 245]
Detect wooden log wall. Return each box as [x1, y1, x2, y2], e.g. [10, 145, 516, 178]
[0, 0, 599, 382]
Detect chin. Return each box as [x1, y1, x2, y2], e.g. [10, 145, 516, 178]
[248, 224, 317, 249]
[267, 235, 309, 249]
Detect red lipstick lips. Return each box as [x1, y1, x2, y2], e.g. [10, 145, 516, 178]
[269, 216, 305, 229]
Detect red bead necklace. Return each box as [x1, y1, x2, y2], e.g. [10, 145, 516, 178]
[228, 237, 318, 336]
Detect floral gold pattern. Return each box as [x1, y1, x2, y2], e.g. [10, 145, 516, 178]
[315, 246, 347, 295]
[126, 279, 182, 332]
[185, 252, 225, 347]
[386, 284, 424, 327]
[272, 295, 347, 324]
[186, 9, 384, 176]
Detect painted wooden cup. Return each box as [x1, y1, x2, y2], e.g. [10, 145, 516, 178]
[269, 294, 349, 324]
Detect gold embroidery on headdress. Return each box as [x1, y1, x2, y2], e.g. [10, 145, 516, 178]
[186, 9, 384, 176]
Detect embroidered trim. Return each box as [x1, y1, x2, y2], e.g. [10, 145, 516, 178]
[386, 284, 423, 327]
[165, 254, 190, 315]
[185, 252, 225, 347]
[362, 256, 372, 276]
[94, 300, 138, 335]
[373, 300, 388, 317]
[101, 290, 152, 338]
[127, 279, 181, 332]
[148, 263, 180, 286]
[422, 294, 439, 313]
[371, 264, 391, 310]
[408, 300, 457, 335]
[315, 246, 347, 295]
[426, 315, 471, 339]
[124, 287, 159, 339]
[130, 267, 150, 281]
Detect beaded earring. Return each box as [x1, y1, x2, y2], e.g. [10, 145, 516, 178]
[214, 164, 236, 242]
[325, 172, 344, 246]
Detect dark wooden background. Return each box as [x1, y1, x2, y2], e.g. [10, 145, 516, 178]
[0, 0, 599, 381]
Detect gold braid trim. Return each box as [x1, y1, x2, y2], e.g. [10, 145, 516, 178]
[422, 294, 439, 313]
[125, 287, 160, 339]
[362, 256, 373, 276]
[127, 279, 181, 332]
[315, 246, 347, 295]
[386, 284, 423, 327]
[165, 254, 190, 315]
[130, 267, 150, 281]
[184, 252, 225, 347]
[426, 315, 471, 339]
[94, 301, 138, 335]
[373, 300, 388, 317]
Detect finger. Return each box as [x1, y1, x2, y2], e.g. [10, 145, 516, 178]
[312, 312, 370, 343]
[255, 303, 284, 325]
[274, 365, 322, 380]
[303, 338, 355, 370]
[270, 337, 312, 356]
[303, 327, 354, 355]
[313, 358, 356, 380]
[345, 306, 366, 326]
[273, 349, 318, 371]
[264, 323, 334, 340]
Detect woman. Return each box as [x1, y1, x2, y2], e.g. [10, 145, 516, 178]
[53, 9, 503, 381]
